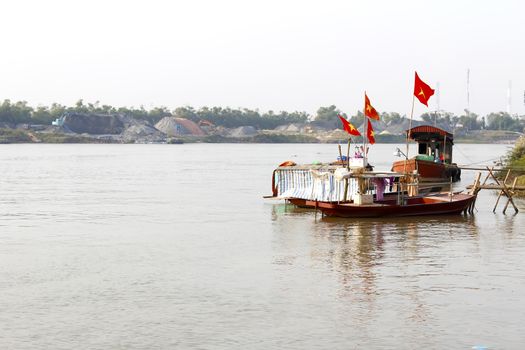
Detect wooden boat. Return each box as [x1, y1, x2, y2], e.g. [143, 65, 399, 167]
[269, 161, 477, 218]
[314, 192, 476, 218]
[391, 125, 461, 183]
[268, 129, 472, 217]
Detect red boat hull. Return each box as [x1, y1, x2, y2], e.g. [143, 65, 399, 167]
[391, 159, 461, 182]
[314, 193, 475, 218]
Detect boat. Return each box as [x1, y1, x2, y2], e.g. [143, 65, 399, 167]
[391, 125, 461, 183]
[314, 192, 476, 218]
[269, 161, 476, 217]
[268, 151, 479, 216]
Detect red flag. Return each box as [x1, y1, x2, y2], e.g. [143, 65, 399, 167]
[413, 72, 434, 106]
[364, 93, 380, 120]
[338, 115, 361, 136]
[366, 119, 375, 144]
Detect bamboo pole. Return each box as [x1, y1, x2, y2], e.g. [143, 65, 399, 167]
[503, 177, 518, 214]
[346, 138, 351, 170]
[493, 169, 510, 212]
[363, 92, 368, 167]
[404, 95, 416, 175]
[466, 184, 525, 191]
[339, 144, 349, 202]
[487, 168, 519, 213]
[343, 137, 352, 202]
[468, 172, 482, 214]
[469, 172, 481, 195]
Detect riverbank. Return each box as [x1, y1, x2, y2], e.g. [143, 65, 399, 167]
[1, 128, 521, 144]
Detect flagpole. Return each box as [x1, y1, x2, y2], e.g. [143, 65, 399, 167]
[404, 95, 415, 175]
[363, 92, 368, 167]
[346, 138, 351, 170]
[343, 136, 351, 201]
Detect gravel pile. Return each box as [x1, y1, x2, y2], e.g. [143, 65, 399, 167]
[121, 124, 165, 143]
[229, 126, 257, 138]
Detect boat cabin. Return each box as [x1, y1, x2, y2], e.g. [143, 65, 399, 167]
[408, 125, 454, 164]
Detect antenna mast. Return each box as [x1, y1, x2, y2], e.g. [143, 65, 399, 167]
[434, 82, 440, 127]
[507, 80, 512, 115]
[466, 69, 470, 118]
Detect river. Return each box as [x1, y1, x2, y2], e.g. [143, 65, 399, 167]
[1, 143, 524, 349]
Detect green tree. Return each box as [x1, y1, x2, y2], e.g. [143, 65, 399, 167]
[458, 110, 481, 132]
[420, 111, 455, 129]
[486, 112, 524, 132]
[381, 112, 403, 125]
[315, 105, 344, 128]
[0, 100, 33, 124]
[31, 106, 54, 124]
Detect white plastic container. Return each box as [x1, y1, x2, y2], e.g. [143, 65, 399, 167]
[354, 193, 373, 205]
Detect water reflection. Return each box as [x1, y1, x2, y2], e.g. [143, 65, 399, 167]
[270, 202, 313, 219]
[270, 204, 481, 323]
[316, 220, 385, 303]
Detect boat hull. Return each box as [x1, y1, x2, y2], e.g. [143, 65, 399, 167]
[391, 159, 461, 182]
[315, 193, 475, 218]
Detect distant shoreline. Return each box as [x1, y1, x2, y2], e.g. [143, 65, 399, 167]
[1, 125, 522, 145]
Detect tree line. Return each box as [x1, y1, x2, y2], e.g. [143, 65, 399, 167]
[315, 105, 525, 133]
[1, 99, 524, 132]
[0, 99, 308, 129]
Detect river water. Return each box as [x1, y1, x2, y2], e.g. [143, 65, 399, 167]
[1, 143, 524, 349]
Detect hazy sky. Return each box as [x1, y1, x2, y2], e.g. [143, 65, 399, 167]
[1, 0, 524, 117]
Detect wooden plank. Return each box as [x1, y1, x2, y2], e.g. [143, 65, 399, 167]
[458, 166, 507, 171]
[466, 184, 525, 190]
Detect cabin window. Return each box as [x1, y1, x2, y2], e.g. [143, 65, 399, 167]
[418, 143, 427, 155]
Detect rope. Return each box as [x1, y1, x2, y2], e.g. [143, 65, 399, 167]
[454, 144, 476, 164]
[459, 156, 504, 167]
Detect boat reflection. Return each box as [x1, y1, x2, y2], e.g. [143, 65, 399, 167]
[270, 203, 480, 323]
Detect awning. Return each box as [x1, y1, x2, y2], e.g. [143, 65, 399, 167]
[407, 125, 453, 141]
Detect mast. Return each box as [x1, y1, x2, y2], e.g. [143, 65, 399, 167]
[466, 69, 470, 118]
[434, 82, 440, 127]
[363, 91, 368, 166]
[507, 80, 511, 114]
[404, 95, 415, 173]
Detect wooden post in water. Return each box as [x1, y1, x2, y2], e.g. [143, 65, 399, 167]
[469, 172, 481, 195]
[487, 168, 519, 213]
[503, 177, 519, 214]
[493, 169, 511, 212]
[468, 172, 482, 214]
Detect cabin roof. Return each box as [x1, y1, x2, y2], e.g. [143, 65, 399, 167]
[407, 125, 453, 141]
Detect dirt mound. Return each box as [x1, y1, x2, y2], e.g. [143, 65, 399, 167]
[63, 113, 124, 134]
[154, 117, 205, 136]
[229, 126, 257, 137]
[122, 125, 165, 143]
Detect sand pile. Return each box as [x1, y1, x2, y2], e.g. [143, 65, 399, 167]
[155, 117, 205, 136]
[121, 124, 165, 143]
[229, 126, 257, 137]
